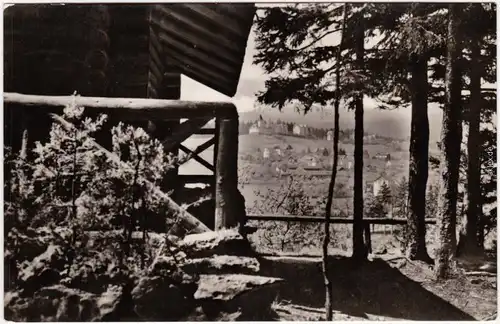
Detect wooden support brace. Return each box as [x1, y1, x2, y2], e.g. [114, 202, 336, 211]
[177, 137, 215, 168]
[193, 137, 215, 154]
[214, 118, 239, 230]
[161, 117, 211, 152]
[179, 144, 215, 172]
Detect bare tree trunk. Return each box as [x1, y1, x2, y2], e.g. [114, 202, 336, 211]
[215, 118, 240, 230]
[435, 4, 463, 279]
[352, 13, 366, 262]
[457, 9, 483, 257]
[323, 5, 348, 320]
[406, 57, 432, 263]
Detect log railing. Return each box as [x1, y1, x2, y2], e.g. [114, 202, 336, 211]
[246, 214, 437, 225]
[246, 214, 437, 253]
[4, 92, 240, 232]
[3, 93, 238, 119]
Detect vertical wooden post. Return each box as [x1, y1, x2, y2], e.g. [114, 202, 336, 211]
[215, 117, 239, 230]
[213, 118, 220, 226]
[364, 222, 372, 254]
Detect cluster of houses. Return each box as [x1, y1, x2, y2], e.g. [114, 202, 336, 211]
[271, 159, 394, 199]
[249, 119, 288, 135]
[260, 145, 391, 167]
[248, 118, 334, 140]
[250, 142, 398, 199]
[246, 117, 402, 147]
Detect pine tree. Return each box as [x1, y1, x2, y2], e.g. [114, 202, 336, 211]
[457, 3, 496, 257]
[379, 182, 392, 205]
[435, 3, 465, 279]
[351, 8, 368, 261]
[365, 3, 448, 262]
[393, 177, 409, 219]
[253, 3, 368, 316]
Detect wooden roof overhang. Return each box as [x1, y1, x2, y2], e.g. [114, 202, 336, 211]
[4, 3, 256, 98]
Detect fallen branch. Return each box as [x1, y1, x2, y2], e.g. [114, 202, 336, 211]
[465, 271, 497, 277]
[289, 304, 325, 314]
[51, 113, 211, 236]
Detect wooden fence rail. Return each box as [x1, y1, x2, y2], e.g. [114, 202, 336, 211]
[246, 214, 437, 253]
[246, 214, 437, 225]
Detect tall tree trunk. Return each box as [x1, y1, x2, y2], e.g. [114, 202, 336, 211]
[435, 4, 464, 279]
[406, 57, 432, 263]
[352, 15, 366, 261]
[323, 4, 348, 320]
[457, 7, 483, 257]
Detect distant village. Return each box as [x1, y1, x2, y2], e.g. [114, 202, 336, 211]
[242, 144, 395, 198]
[239, 116, 401, 145]
[239, 117, 399, 198]
[239, 116, 341, 140]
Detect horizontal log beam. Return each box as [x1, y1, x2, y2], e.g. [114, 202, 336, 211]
[430, 86, 496, 93]
[246, 214, 437, 225]
[196, 128, 215, 135]
[4, 92, 238, 120]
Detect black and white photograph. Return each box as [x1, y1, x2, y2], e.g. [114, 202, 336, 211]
[3, 1, 498, 321]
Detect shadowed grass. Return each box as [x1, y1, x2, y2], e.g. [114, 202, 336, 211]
[258, 255, 483, 321]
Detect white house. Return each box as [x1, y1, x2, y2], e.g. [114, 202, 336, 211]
[293, 124, 309, 136]
[298, 155, 318, 167]
[249, 124, 260, 134]
[293, 124, 302, 136]
[374, 153, 389, 160]
[337, 156, 345, 167]
[302, 125, 309, 137]
[263, 148, 270, 159]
